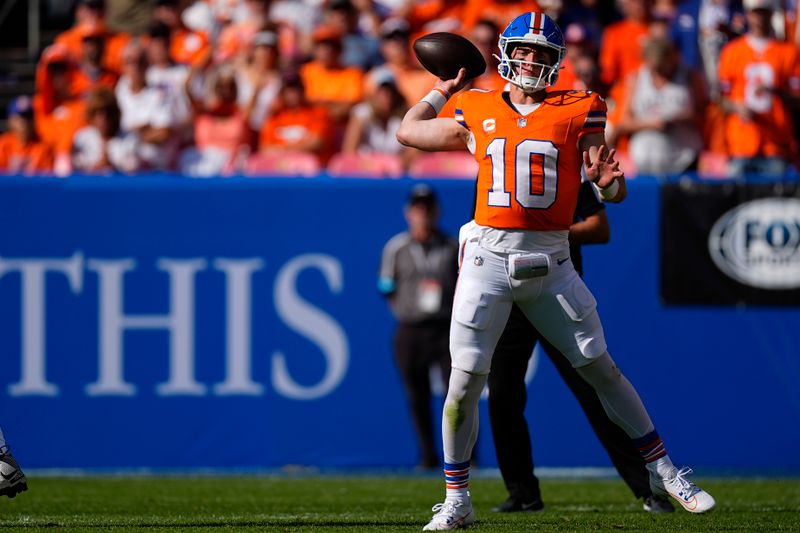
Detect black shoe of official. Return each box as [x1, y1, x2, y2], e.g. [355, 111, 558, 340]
[491, 496, 545, 513]
[0, 447, 28, 498]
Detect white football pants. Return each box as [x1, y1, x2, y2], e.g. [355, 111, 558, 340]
[443, 241, 653, 464]
[451, 241, 607, 377]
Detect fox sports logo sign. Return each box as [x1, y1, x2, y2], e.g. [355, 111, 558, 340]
[708, 198, 800, 290]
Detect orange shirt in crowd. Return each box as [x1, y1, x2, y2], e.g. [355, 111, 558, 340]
[461, 0, 542, 33]
[0, 133, 54, 175]
[33, 95, 87, 157]
[718, 36, 800, 158]
[259, 105, 333, 160]
[171, 28, 211, 67]
[71, 68, 119, 99]
[550, 56, 580, 92]
[55, 24, 94, 58]
[408, 0, 465, 32]
[54, 24, 131, 74]
[605, 80, 629, 152]
[102, 32, 131, 73]
[367, 65, 437, 107]
[300, 62, 365, 105]
[395, 67, 438, 107]
[599, 20, 649, 88]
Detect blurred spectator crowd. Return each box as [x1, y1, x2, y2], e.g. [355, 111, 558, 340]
[1, 0, 800, 178]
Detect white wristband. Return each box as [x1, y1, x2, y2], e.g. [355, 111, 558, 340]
[421, 88, 450, 115]
[598, 179, 620, 200]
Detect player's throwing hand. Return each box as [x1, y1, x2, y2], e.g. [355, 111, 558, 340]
[435, 68, 469, 99]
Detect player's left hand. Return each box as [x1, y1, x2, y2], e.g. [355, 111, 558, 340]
[583, 145, 624, 189]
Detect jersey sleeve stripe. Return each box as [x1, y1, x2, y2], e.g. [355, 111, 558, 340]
[587, 110, 606, 117]
[582, 122, 606, 130]
[455, 107, 467, 127]
[583, 117, 606, 127]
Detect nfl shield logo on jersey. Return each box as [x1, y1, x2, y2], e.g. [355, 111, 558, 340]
[517, 118, 527, 128]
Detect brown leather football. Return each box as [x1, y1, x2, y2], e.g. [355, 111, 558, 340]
[412, 32, 487, 81]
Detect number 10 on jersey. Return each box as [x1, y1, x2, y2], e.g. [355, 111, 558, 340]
[486, 139, 558, 209]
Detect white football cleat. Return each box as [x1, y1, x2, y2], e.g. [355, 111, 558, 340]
[650, 466, 715, 513]
[422, 498, 475, 530]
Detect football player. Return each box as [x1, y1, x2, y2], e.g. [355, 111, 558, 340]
[718, 0, 800, 176]
[396, 12, 715, 530]
[0, 427, 27, 498]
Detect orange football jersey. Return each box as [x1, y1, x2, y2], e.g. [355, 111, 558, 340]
[455, 89, 606, 231]
[718, 36, 800, 158]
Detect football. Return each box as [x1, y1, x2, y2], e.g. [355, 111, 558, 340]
[412, 32, 486, 81]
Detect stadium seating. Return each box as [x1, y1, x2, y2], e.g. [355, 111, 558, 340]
[327, 152, 404, 178]
[243, 151, 322, 177]
[179, 147, 234, 178]
[408, 152, 478, 179]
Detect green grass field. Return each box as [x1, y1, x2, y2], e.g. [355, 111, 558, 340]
[1, 475, 798, 532]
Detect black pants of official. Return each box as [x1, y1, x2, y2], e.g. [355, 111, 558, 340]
[488, 304, 651, 502]
[394, 320, 451, 468]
